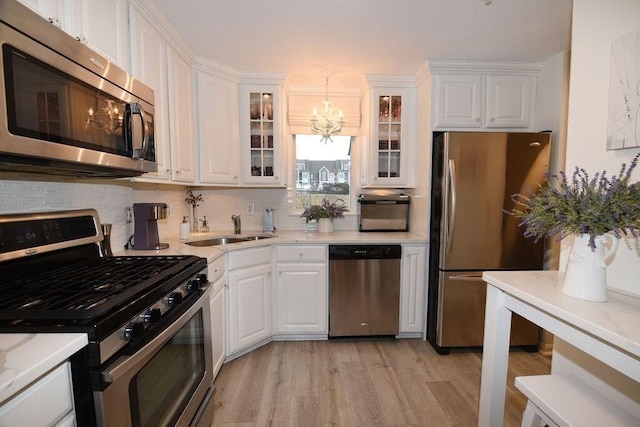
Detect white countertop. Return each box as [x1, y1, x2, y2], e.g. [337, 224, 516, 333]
[119, 229, 427, 262]
[0, 333, 88, 404]
[482, 270, 640, 359]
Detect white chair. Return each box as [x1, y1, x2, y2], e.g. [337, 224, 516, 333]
[515, 374, 639, 427]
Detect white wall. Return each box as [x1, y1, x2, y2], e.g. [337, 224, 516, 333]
[566, 0, 640, 295]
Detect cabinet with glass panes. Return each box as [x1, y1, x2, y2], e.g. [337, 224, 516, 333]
[241, 85, 283, 185]
[366, 86, 416, 188]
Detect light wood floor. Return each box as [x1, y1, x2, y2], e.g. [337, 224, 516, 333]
[211, 338, 551, 426]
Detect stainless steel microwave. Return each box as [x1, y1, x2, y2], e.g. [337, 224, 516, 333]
[0, 0, 156, 177]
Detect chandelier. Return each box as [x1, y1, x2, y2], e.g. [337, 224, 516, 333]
[86, 99, 123, 135]
[310, 74, 344, 143]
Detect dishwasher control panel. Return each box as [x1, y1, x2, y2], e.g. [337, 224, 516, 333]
[328, 245, 402, 260]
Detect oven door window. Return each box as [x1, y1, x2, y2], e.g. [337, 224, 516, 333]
[129, 310, 206, 427]
[3, 44, 131, 157]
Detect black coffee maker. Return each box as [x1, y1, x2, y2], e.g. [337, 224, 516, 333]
[133, 203, 169, 250]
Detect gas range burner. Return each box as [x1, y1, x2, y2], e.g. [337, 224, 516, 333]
[0, 255, 203, 321]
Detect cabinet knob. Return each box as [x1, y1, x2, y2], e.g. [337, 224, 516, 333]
[490, 118, 495, 122]
[267, 271, 272, 276]
[299, 252, 304, 258]
[48, 17, 61, 28]
[176, 170, 181, 174]
[475, 117, 480, 122]
[233, 175, 238, 179]
[166, 169, 172, 173]
[76, 35, 88, 45]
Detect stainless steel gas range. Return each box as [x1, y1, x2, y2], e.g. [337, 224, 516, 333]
[0, 209, 214, 426]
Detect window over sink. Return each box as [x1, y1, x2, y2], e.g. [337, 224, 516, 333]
[294, 134, 352, 211]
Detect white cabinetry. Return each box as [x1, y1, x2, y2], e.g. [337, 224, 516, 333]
[196, 70, 240, 184]
[274, 245, 328, 336]
[431, 61, 540, 131]
[433, 74, 482, 128]
[240, 84, 284, 186]
[18, 0, 129, 70]
[128, 5, 171, 180]
[166, 48, 196, 183]
[129, 6, 195, 184]
[227, 246, 272, 355]
[399, 244, 426, 335]
[364, 84, 416, 188]
[64, 0, 130, 70]
[485, 75, 533, 128]
[0, 362, 75, 426]
[208, 256, 226, 378]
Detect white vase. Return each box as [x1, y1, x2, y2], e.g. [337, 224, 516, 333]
[317, 218, 334, 233]
[562, 233, 619, 302]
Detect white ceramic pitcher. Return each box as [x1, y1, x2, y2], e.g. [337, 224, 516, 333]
[562, 233, 619, 302]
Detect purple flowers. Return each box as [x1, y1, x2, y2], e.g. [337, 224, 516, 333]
[509, 154, 640, 249]
[300, 197, 348, 222]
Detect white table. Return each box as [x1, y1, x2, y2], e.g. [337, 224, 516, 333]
[478, 270, 640, 427]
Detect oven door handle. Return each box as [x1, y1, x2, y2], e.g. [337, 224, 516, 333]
[101, 288, 210, 385]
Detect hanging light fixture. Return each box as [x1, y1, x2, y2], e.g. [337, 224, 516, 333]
[310, 73, 344, 143]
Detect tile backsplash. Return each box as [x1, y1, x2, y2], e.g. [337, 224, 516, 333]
[0, 178, 359, 252]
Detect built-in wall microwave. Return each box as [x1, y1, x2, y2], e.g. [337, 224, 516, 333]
[0, 0, 156, 177]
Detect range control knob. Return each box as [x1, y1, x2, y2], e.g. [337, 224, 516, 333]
[142, 308, 161, 325]
[187, 279, 201, 293]
[166, 292, 183, 307]
[196, 273, 208, 284]
[124, 321, 144, 341]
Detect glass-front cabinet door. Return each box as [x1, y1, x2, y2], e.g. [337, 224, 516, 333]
[377, 95, 402, 179]
[241, 84, 282, 185]
[367, 86, 416, 188]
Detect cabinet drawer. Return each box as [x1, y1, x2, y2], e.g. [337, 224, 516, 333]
[275, 245, 327, 262]
[227, 246, 272, 270]
[0, 362, 74, 426]
[208, 255, 226, 283]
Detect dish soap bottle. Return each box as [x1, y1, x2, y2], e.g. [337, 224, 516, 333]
[180, 216, 190, 239]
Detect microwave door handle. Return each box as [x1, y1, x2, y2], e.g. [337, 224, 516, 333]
[129, 103, 148, 159]
[445, 159, 457, 254]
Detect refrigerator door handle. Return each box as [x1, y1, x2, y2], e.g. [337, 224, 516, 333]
[448, 273, 484, 282]
[445, 159, 457, 254]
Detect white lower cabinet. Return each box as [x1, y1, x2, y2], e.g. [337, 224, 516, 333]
[274, 245, 327, 335]
[208, 256, 226, 379]
[227, 247, 272, 355]
[399, 244, 427, 334]
[0, 361, 75, 426]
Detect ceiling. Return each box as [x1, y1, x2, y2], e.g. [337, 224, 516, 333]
[150, 0, 572, 86]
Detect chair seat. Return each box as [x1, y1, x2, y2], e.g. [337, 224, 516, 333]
[515, 374, 639, 427]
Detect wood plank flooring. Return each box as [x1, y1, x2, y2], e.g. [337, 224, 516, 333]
[211, 338, 551, 426]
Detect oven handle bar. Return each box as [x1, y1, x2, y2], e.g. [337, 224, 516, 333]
[100, 287, 210, 385]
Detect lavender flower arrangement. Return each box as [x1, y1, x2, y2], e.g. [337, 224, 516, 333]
[300, 197, 348, 222]
[509, 154, 640, 249]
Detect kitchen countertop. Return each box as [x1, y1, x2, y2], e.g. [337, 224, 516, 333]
[118, 229, 427, 262]
[0, 333, 88, 404]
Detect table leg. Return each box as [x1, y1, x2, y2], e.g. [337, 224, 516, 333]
[478, 284, 512, 427]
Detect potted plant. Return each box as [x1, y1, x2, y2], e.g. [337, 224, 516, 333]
[509, 153, 640, 301]
[300, 197, 348, 232]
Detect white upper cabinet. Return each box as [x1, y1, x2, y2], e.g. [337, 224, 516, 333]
[239, 84, 284, 186]
[166, 47, 196, 183]
[18, 0, 130, 70]
[64, 0, 130, 70]
[364, 85, 417, 188]
[196, 71, 240, 184]
[431, 61, 541, 131]
[433, 74, 482, 128]
[128, 5, 171, 181]
[484, 75, 533, 128]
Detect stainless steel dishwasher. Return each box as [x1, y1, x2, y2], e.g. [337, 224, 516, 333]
[329, 245, 402, 337]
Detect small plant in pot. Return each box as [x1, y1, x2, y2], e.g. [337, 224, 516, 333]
[300, 197, 348, 232]
[508, 153, 640, 301]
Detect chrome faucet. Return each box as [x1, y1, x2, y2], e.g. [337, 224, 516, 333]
[231, 214, 241, 234]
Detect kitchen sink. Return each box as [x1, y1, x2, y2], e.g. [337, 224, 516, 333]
[186, 235, 273, 246]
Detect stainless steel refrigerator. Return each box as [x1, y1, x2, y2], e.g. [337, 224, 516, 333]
[427, 131, 551, 354]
